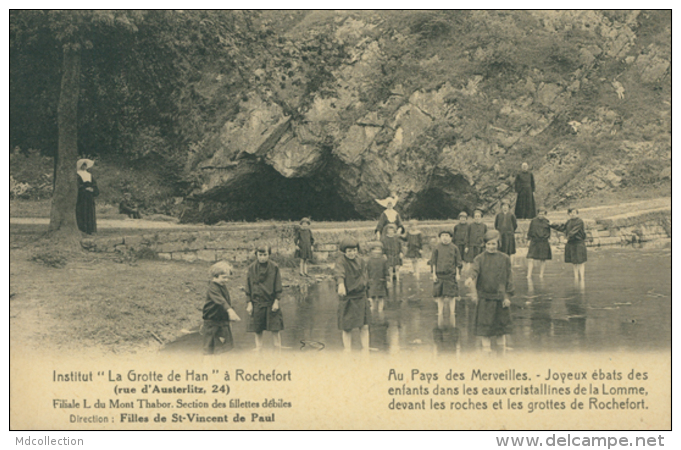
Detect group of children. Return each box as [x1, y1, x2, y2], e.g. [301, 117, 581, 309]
[201, 206, 587, 355]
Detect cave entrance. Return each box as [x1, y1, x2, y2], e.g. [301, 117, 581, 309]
[407, 188, 463, 220]
[405, 172, 479, 220]
[197, 165, 361, 223]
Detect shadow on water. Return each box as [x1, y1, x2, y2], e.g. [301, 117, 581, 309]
[163, 247, 671, 355]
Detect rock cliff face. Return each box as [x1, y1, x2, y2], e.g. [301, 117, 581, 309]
[180, 10, 670, 223]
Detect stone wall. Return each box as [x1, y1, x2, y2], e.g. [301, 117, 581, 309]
[81, 210, 670, 265]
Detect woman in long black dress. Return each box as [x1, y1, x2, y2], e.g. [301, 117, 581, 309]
[514, 163, 536, 219]
[76, 159, 99, 234]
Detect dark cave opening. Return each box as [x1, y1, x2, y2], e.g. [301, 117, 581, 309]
[407, 188, 464, 220]
[187, 165, 362, 223]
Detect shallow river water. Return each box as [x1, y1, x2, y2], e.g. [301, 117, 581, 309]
[164, 245, 671, 355]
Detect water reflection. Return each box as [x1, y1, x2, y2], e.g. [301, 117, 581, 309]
[164, 247, 671, 355]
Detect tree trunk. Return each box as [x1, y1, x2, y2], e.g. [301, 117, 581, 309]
[47, 43, 81, 244]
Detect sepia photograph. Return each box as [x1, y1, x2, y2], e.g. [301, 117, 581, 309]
[8, 8, 672, 438]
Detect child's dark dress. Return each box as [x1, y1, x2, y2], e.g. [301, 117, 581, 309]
[494, 212, 518, 256]
[470, 251, 514, 337]
[335, 255, 371, 331]
[245, 260, 284, 333]
[294, 227, 314, 260]
[551, 218, 587, 264]
[465, 222, 488, 263]
[367, 254, 390, 298]
[527, 217, 552, 260]
[404, 231, 423, 258]
[453, 223, 469, 259]
[381, 234, 403, 268]
[202, 281, 234, 354]
[430, 243, 462, 298]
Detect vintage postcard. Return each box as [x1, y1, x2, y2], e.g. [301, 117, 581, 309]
[8, 9, 672, 437]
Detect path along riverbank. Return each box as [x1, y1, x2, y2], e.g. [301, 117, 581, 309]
[10, 197, 670, 265]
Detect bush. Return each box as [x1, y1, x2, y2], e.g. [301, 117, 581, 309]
[30, 250, 67, 268]
[9, 148, 54, 199]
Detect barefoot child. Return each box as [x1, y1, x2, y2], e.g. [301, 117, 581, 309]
[466, 230, 514, 355]
[550, 209, 587, 285]
[526, 208, 552, 278]
[430, 230, 462, 327]
[464, 209, 487, 264]
[294, 217, 314, 277]
[246, 245, 284, 351]
[202, 261, 241, 355]
[403, 220, 423, 279]
[381, 223, 403, 283]
[367, 242, 390, 312]
[335, 237, 371, 352]
[495, 201, 518, 262]
[453, 212, 469, 274]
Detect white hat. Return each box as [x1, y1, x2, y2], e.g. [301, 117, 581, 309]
[375, 195, 399, 209]
[77, 159, 94, 170]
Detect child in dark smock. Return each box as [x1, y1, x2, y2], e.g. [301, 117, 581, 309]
[403, 220, 423, 279]
[335, 237, 371, 353]
[453, 212, 469, 275]
[202, 261, 241, 355]
[526, 208, 552, 279]
[294, 217, 314, 277]
[367, 242, 390, 312]
[381, 223, 403, 283]
[494, 202, 518, 260]
[465, 209, 488, 264]
[466, 230, 514, 355]
[246, 245, 284, 351]
[430, 230, 462, 326]
[550, 208, 587, 286]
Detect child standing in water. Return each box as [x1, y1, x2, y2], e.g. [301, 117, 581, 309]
[550, 209, 587, 285]
[465, 209, 488, 264]
[202, 261, 241, 355]
[381, 223, 403, 283]
[335, 237, 371, 353]
[403, 219, 423, 279]
[367, 242, 390, 313]
[246, 245, 284, 351]
[467, 230, 514, 355]
[430, 230, 462, 326]
[526, 208, 552, 279]
[453, 212, 469, 274]
[494, 201, 518, 261]
[294, 217, 314, 277]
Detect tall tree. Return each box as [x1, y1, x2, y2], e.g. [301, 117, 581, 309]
[11, 10, 260, 242]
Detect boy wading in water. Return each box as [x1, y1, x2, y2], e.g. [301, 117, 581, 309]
[467, 230, 514, 355]
[526, 208, 552, 279]
[381, 223, 403, 283]
[464, 209, 488, 266]
[366, 241, 390, 313]
[202, 261, 241, 355]
[335, 237, 371, 353]
[430, 230, 462, 327]
[294, 217, 314, 277]
[246, 245, 284, 351]
[452, 212, 469, 277]
[495, 201, 518, 265]
[550, 208, 587, 287]
[403, 220, 423, 280]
